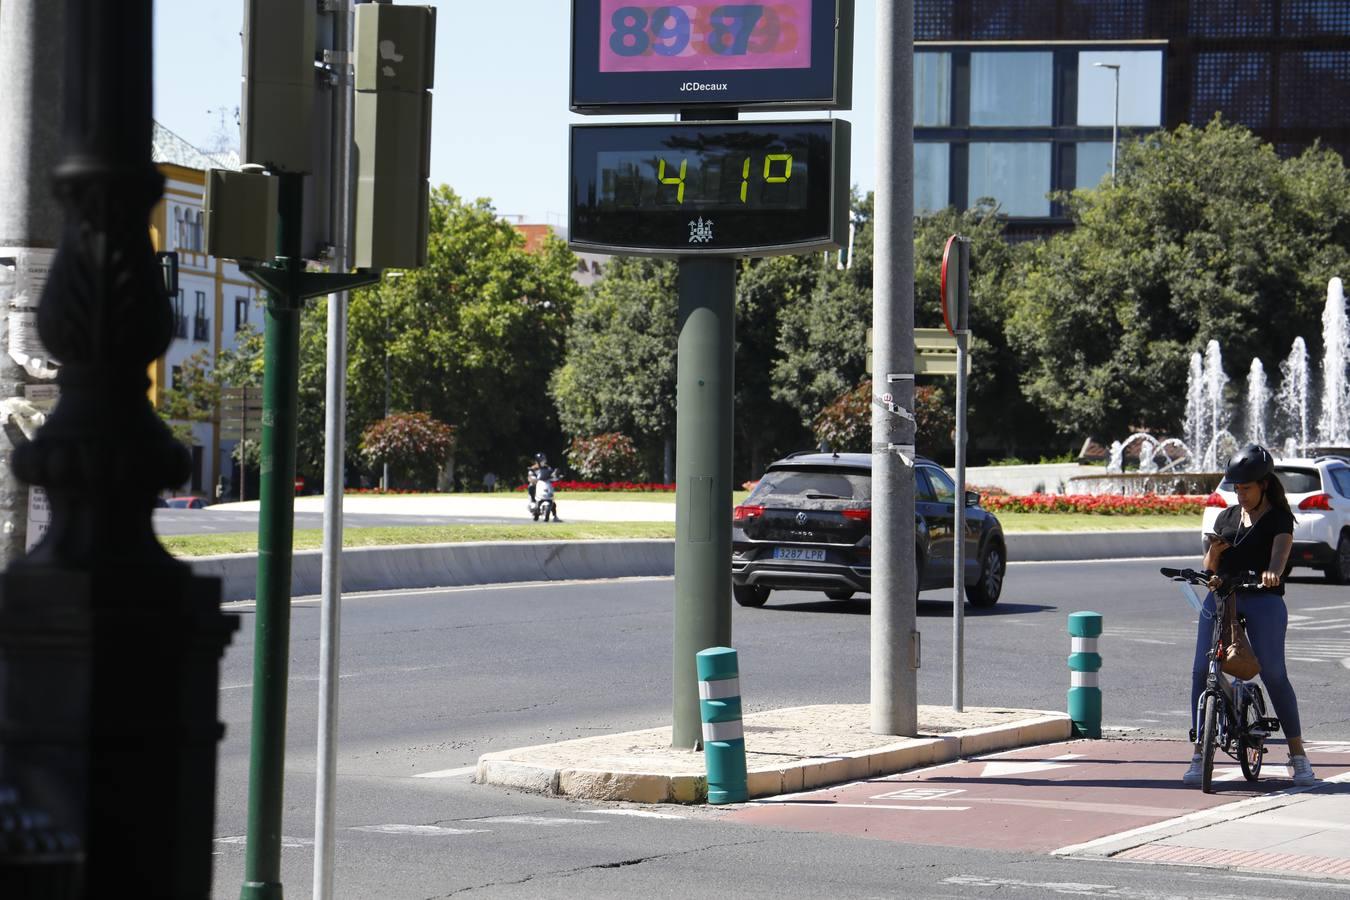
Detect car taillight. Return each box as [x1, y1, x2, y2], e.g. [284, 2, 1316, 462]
[1298, 493, 1333, 511]
[733, 505, 764, 521]
[1205, 492, 1229, 509]
[842, 509, 871, 522]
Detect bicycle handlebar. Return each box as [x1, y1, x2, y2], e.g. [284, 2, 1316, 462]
[1159, 567, 1264, 592]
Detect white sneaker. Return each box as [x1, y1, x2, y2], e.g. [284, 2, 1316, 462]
[1182, 753, 1204, 785]
[1288, 755, 1317, 786]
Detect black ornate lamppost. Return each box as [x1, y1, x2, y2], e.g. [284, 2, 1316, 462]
[0, 0, 236, 895]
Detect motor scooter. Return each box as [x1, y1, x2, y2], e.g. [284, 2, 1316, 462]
[529, 467, 561, 522]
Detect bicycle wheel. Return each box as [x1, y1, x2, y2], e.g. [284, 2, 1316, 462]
[1238, 690, 1266, 782]
[1200, 693, 1218, 793]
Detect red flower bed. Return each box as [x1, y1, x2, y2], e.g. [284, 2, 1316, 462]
[979, 492, 1207, 515]
[515, 480, 676, 493]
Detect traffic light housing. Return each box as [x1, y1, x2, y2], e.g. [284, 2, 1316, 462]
[204, 168, 279, 262]
[241, 0, 316, 173]
[352, 3, 435, 270]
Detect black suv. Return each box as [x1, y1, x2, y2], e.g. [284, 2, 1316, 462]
[731, 452, 1007, 609]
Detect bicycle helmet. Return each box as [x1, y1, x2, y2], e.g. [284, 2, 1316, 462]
[1224, 444, 1273, 484]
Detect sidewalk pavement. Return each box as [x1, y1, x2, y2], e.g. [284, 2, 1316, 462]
[213, 494, 678, 522]
[474, 703, 1071, 804]
[1059, 765, 1350, 879]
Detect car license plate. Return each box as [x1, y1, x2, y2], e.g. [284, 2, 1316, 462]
[773, 547, 826, 562]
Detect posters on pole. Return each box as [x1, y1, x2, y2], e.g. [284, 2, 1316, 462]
[0, 247, 60, 379]
[22, 383, 60, 553]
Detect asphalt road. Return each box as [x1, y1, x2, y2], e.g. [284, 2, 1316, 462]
[155, 508, 515, 534]
[210, 556, 1350, 897]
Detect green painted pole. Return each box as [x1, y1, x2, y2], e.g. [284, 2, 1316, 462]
[1068, 611, 1103, 739]
[241, 172, 305, 900]
[671, 257, 735, 749]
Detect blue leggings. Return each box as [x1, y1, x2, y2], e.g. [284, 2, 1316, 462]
[1191, 590, 1302, 740]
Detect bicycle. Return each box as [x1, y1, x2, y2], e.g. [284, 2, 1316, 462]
[1160, 567, 1283, 793]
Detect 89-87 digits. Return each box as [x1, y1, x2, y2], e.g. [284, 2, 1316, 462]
[608, 4, 800, 58]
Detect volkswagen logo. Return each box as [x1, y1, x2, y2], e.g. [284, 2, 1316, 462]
[795, 512, 809, 526]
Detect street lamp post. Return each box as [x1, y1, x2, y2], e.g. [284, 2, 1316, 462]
[1093, 62, 1121, 182]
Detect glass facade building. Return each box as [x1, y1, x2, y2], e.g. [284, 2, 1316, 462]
[913, 0, 1350, 229]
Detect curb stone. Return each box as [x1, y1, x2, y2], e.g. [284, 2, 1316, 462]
[474, 708, 1073, 804]
[193, 531, 1195, 603]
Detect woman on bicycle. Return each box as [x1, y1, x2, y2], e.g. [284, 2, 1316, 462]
[1185, 443, 1316, 786]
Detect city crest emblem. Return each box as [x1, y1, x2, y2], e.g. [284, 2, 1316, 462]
[688, 217, 714, 244]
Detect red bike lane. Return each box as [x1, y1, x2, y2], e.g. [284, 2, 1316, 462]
[724, 739, 1350, 854]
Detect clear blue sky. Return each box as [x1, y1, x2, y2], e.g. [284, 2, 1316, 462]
[154, 1, 880, 226]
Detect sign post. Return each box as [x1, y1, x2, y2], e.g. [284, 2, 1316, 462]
[221, 385, 264, 501]
[941, 234, 971, 711]
[569, 0, 853, 747]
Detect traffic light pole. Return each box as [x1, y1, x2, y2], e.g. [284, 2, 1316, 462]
[871, 0, 919, 736]
[238, 175, 378, 900]
[671, 256, 736, 749]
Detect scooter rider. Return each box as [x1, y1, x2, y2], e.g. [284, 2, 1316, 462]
[527, 453, 549, 506]
[1184, 443, 1317, 786]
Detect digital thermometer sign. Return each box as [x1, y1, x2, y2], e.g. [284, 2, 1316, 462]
[569, 119, 849, 256]
[572, 0, 853, 112]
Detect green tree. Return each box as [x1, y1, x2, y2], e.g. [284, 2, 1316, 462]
[550, 256, 679, 478]
[157, 348, 218, 447]
[1007, 117, 1350, 443]
[346, 187, 582, 488]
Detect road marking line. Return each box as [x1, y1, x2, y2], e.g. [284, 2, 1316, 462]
[981, 753, 1083, 779]
[350, 824, 489, 836]
[1300, 603, 1350, 612]
[1052, 770, 1350, 856]
[766, 802, 971, 811]
[475, 815, 606, 826]
[216, 835, 313, 848]
[413, 766, 476, 779]
[1212, 767, 1247, 782]
[586, 809, 689, 820]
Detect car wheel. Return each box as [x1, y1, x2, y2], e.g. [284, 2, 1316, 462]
[825, 590, 855, 601]
[1325, 532, 1350, 585]
[733, 584, 770, 608]
[965, 540, 1006, 608]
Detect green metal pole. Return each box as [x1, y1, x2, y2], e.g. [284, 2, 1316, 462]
[241, 172, 304, 900]
[672, 257, 736, 749]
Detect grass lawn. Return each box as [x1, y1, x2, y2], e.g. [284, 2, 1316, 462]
[162, 521, 677, 557]
[164, 511, 1198, 557]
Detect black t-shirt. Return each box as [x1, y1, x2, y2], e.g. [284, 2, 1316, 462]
[1211, 504, 1296, 595]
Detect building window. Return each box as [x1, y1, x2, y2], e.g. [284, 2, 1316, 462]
[914, 52, 952, 126]
[1077, 51, 1163, 127]
[173, 207, 186, 251]
[173, 289, 187, 339]
[234, 296, 250, 332]
[1190, 0, 1274, 37]
[969, 142, 1051, 216]
[193, 290, 209, 342]
[1282, 0, 1350, 36]
[915, 143, 951, 213]
[970, 52, 1053, 125]
[192, 211, 204, 252]
[1076, 142, 1115, 189]
[171, 365, 183, 390]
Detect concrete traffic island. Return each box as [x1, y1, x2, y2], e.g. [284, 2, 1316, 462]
[475, 703, 1071, 804]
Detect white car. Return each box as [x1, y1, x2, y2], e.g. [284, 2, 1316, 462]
[1201, 456, 1350, 583]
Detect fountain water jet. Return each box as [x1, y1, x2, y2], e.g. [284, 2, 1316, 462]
[1201, 341, 1229, 469]
[1247, 358, 1270, 446]
[1275, 337, 1311, 456]
[1317, 277, 1349, 445]
[1184, 352, 1205, 466]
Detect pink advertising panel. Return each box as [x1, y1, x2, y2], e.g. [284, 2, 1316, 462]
[598, 2, 812, 73]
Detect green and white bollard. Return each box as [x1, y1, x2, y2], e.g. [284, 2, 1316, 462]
[1067, 611, 1103, 738]
[696, 647, 748, 804]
